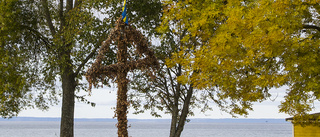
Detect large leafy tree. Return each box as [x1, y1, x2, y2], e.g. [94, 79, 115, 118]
[0, 0, 57, 118]
[1, 0, 162, 137]
[167, 0, 320, 124]
[165, 0, 287, 116]
[132, 1, 318, 137]
[130, 1, 262, 137]
[1, 1, 111, 136]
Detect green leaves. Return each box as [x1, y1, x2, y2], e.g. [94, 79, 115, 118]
[105, 0, 162, 37]
[0, 0, 163, 119]
[0, 46, 26, 117]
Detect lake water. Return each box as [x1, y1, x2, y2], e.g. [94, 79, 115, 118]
[0, 121, 292, 137]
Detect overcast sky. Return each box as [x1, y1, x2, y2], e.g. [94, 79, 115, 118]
[18, 86, 320, 119]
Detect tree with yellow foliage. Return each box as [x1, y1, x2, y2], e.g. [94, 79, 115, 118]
[165, 0, 320, 125]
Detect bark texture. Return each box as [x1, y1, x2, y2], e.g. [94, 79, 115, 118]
[60, 70, 76, 137]
[59, 43, 76, 137]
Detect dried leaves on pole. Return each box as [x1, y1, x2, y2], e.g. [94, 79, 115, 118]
[86, 17, 159, 137]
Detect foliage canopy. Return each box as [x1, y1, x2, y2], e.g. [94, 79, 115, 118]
[163, 0, 320, 122]
[1, 0, 162, 136]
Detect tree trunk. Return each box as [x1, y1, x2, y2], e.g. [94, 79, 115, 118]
[59, 1, 77, 136]
[168, 86, 194, 137]
[60, 68, 76, 137]
[169, 65, 182, 137]
[59, 44, 76, 137]
[116, 24, 129, 137]
[169, 101, 179, 137]
[174, 86, 193, 137]
[169, 64, 194, 137]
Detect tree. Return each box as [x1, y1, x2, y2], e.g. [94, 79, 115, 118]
[1, 0, 112, 136]
[164, 0, 287, 116]
[129, 1, 220, 137]
[0, 0, 58, 118]
[1, 0, 163, 136]
[1, 0, 115, 136]
[166, 0, 320, 124]
[130, 41, 204, 137]
[130, 2, 297, 137]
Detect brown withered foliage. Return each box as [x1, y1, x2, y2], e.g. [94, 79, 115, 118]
[86, 17, 159, 90]
[86, 17, 159, 137]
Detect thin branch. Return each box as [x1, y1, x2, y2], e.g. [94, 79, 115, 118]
[74, 44, 99, 76]
[26, 26, 54, 47]
[155, 76, 166, 86]
[163, 76, 174, 106]
[158, 94, 172, 113]
[167, 68, 177, 96]
[75, 28, 112, 77]
[179, 87, 187, 101]
[41, 0, 56, 35]
[303, 24, 320, 32]
[154, 79, 169, 93]
[179, 93, 186, 102]
[175, 63, 182, 105]
[179, 29, 187, 42]
[182, 84, 189, 93]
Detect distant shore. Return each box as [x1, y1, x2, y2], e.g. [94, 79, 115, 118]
[0, 117, 289, 123]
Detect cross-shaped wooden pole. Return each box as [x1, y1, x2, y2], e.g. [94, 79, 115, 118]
[86, 17, 159, 137]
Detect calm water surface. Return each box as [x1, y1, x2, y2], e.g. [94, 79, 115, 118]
[0, 121, 292, 137]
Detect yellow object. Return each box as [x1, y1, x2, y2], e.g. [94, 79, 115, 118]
[293, 125, 320, 137]
[122, 0, 126, 11]
[286, 113, 320, 137]
[121, 0, 128, 24]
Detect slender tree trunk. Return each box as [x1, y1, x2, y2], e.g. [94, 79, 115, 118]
[168, 86, 194, 137]
[168, 64, 194, 137]
[169, 100, 179, 137]
[169, 65, 181, 137]
[174, 86, 193, 137]
[60, 66, 76, 137]
[116, 24, 129, 137]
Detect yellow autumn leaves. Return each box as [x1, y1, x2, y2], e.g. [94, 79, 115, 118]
[160, 0, 320, 118]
